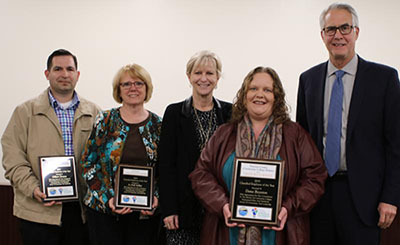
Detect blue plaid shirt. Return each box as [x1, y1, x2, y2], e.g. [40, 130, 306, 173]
[48, 90, 80, 155]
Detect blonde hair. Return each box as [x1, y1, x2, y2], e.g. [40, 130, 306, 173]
[186, 50, 222, 78]
[112, 63, 153, 103]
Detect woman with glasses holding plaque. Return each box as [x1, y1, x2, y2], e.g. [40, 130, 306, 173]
[189, 66, 327, 245]
[158, 50, 232, 244]
[81, 63, 163, 245]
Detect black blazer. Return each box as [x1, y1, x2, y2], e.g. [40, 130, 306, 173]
[158, 97, 232, 228]
[296, 56, 400, 226]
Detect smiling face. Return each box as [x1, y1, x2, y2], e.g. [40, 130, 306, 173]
[45, 55, 80, 98]
[119, 72, 146, 107]
[246, 72, 275, 123]
[321, 8, 359, 68]
[188, 60, 219, 98]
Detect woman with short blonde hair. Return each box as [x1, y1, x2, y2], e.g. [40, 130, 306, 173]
[158, 50, 232, 244]
[81, 63, 163, 244]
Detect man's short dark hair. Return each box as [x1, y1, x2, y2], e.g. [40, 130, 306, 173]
[47, 49, 78, 70]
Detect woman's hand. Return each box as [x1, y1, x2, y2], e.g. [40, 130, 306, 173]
[108, 197, 133, 215]
[223, 203, 245, 228]
[223, 203, 236, 227]
[263, 207, 288, 231]
[141, 196, 158, 216]
[163, 215, 179, 230]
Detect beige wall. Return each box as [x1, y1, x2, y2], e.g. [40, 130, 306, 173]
[1, 0, 399, 184]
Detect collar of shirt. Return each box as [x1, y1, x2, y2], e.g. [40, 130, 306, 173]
[48, 89, 80, 110]
[327, 54, 358, 78]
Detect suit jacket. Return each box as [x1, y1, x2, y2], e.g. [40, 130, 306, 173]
[296, 56, 400, 226]
[158, 97, 232, 228]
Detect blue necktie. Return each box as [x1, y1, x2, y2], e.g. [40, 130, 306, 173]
[326, 70, 345, 176]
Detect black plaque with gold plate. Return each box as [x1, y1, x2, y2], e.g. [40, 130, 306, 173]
[229, 157, 284, 226]
[114, 164, 154, 210]
[39, 155, 79, 202]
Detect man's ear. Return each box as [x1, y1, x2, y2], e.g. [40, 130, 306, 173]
[44, 70, 50, 80]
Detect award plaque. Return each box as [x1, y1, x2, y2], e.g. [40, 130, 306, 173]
[229, 157, 284, 226]
[39, 155, 78, 202]
[114, 164, 154, 210]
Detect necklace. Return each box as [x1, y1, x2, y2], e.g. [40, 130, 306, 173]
[194, 107, 214, 150]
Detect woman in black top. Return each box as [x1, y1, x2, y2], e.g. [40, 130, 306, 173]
[158, 50, 232, 244]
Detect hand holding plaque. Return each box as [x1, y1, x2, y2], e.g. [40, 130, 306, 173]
[39, 155, 79, 202]
[114, 164, 154, 210]
[229, 157, 284, 226]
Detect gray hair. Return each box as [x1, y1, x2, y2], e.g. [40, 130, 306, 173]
[319, 3, 359, 30]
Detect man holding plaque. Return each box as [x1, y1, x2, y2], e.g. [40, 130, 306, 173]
[296, 3, 400, 244]
[190, 66, 327, 244]
[1, 49, 100, 244]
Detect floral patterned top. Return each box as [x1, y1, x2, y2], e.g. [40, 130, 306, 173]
[81, 108, 162, 213]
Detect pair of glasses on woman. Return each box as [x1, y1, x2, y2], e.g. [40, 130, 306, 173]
[120, 81, 145, 89]
[323, 24, 355, 36]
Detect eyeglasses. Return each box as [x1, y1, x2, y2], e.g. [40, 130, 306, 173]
[120, 81, 145, 89]
[322, 24, 355, 36]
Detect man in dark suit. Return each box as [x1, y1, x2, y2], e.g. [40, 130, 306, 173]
[296, 3, 400, 245]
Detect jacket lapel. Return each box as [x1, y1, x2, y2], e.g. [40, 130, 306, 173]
[181, 97, 201, 155]
[33, 89, 62, 137]
[315, 62, 328, 150]
[347, 57, 367, 139]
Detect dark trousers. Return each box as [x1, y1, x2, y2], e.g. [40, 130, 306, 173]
[310, 174, 380, 245]
[86, 207, 165, 245]
[19, 201, 89, 245]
